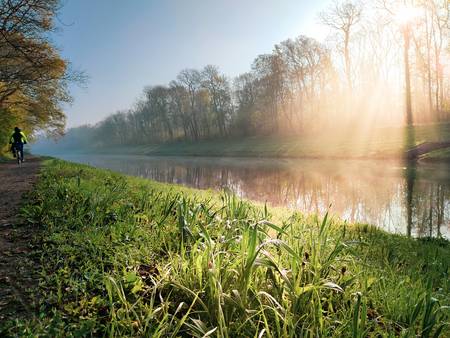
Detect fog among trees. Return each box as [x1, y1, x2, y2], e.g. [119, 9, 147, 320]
[51, 0, 450, 148]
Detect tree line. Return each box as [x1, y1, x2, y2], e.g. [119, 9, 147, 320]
[6, 0, 449, 150]
[80, 0, 449, 148]
[89, 37, 338, 146]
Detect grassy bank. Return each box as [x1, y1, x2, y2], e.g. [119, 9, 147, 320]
[41, 123, 450, 161]
[2, 159, 449, 337]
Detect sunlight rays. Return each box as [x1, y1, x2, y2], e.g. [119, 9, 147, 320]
[394, 6, 421, 26]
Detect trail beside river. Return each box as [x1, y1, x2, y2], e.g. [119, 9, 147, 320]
[0, 157, 41, 323]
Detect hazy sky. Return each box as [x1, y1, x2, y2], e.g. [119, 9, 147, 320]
[54, 0, 330, 127]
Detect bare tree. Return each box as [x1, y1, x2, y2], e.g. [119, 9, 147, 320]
[252, 53, 286, 133]
[145, 86, 174, 141]
[169, 81, 191, 139]
[429, 0, 449, 115]
[233, 72, 257, 135]
[201, 65, 232, 136]
[275, 36, 333, 129]
[176, 69, 202, 140]
[319, 0, 362, 91]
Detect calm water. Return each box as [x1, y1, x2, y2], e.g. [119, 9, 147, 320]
[58, 154, 450, 239]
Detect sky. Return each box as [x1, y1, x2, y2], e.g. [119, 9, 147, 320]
[53, 0, 330, 128]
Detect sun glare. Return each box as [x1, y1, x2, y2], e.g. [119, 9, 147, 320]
[394, 7, 421, 26]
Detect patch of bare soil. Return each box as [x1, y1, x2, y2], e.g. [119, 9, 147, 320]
[0, 156, 41, 324]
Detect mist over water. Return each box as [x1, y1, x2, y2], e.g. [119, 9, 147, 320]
[56, 154, 450, 239]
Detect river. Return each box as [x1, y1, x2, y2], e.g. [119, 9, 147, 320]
[56, 154, 450, 239]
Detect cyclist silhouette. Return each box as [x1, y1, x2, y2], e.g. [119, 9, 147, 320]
[9, 127, 28, 163]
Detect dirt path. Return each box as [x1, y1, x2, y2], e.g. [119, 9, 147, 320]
[0, 157, 41, 324]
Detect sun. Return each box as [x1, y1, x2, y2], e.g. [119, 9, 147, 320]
[394, 7, 421, 26]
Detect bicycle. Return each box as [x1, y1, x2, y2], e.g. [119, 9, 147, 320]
[12, 144, 24, 165]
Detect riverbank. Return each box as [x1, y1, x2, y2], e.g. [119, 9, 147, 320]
[1, 159, 448, 336]
[34, 123, 450, 161]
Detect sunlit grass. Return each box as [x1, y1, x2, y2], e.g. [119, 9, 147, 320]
[2, 159, 449, 336]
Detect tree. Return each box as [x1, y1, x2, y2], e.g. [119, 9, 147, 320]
[233, 72, 257, 135]
[251, 53, 286, 133]
[201, 65, 232, 136]
[168, 81, 191, 139]
[402, 16, 414, 126]
[275, 36, 333, 130]
[145, 86, 174, 141]
[319, 0, 362, 91]
[428, 0, 449, 115]
[176, 69, 202, 140]
[0, 0, 80, 147]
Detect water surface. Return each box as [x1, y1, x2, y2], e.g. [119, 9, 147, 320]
[58, 154, 450, 239]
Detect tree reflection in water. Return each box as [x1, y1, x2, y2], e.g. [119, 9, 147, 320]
[62, 155, 450, 239]
[405, 161, 416, 237]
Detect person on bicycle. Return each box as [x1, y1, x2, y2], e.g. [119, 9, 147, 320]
[9, 127, 28, 162]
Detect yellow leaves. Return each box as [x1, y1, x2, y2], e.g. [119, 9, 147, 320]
[0, 2, 71, 139]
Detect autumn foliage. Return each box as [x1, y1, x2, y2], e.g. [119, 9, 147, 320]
[0, 0, 73, 151]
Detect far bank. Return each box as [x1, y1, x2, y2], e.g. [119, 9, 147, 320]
[33, 123, 450, 162]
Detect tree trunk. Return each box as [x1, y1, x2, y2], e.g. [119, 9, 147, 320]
[425, 12, 433, 119]
[403, 27, 413, 126]
[344, 30, 352, 91]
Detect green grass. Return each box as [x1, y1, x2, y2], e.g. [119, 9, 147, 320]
[0, 150, 32, 162]
[0, 146, 12, 161]
[420, 148, 450, 162]
[80, 123, 450, 160]
[2, 159, 449, 337]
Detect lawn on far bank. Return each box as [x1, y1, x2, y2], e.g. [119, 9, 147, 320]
[46, 122, 450, 161]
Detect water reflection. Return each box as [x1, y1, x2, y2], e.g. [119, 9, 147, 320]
[60, 155, 450, 239]
[405, 162, 416, 237]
